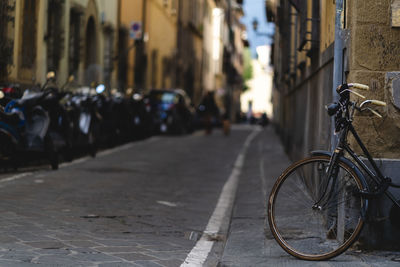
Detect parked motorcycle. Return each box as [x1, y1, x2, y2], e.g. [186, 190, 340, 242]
[128, 92, 154, 139]
[0, 72, 71, 170]
[60, 77, 100, 158]
[0, 84, 21, 107]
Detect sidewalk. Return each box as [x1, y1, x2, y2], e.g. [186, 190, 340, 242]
[219, 126, 400, 266]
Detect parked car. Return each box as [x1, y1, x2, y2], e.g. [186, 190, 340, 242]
[144, 89, 195, 135]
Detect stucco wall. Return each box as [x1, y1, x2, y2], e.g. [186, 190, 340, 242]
[145, 0, 177, 89]
[320, 0, 335, 51]
[120, 0, 144, 88]
[8, 0, 119, 88]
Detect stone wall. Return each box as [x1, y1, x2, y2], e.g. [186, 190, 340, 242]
[346, 0, 400, 248]
[348, 0, 400, 158]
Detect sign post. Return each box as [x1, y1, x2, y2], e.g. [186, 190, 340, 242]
[129, 21, 143, 40]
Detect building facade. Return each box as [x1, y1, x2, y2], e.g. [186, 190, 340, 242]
[0, 0, 245, 120]
[267, 0, 400, 248]
[268, 0, 335, 160]
[0, 0, 119, 90]
[269, 0, 400, 160]
[201, 0, 245, 118]
[118, 0, 245, 117]
[118, 0, 179, 92]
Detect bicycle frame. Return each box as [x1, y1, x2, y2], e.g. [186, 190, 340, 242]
[334, 123, 400, 209]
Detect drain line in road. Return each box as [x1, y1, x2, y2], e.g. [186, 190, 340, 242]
[181, 128, 261, 266]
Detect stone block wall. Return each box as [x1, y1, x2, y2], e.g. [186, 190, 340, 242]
[348, 0, 400, 159]
[347, 0, 400, 248]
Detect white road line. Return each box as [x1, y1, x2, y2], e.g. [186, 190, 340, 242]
[157, 201, 178, 207]
[0, 172, 33, 184]
[181, 128, 261, 266]
[258, 141, 268, 202]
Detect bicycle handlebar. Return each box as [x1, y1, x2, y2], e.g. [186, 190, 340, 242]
[349, 83, 369, 90]
[360, 99, 387, 108]
[369, 100, 386, 106]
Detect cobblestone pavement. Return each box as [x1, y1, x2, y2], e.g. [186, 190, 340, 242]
[0, 127, 253, 266]
[220, 126, 400, 266]
[2, 126, 399, 266]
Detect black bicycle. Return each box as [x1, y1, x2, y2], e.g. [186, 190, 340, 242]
[268, 83, 400, 260]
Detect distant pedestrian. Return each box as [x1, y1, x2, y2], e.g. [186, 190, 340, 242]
[198, 91, 219, 135]
[260, 112, 269, 127]
[222, 112, 230, 136]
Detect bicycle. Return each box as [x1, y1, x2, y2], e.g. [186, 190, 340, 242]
[267, 83, 400, 260]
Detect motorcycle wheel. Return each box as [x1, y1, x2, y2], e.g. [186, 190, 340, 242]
[45, 137, 59, 170]
[64, 143, 74, 162]
[88, 130, 97, 158]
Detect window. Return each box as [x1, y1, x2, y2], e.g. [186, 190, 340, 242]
[103, 28, 114, 88]
[69, 8, 82, 75]
[151, 49, 158, 88]
[117, 28, 128, 89]
[162, 57, 172, 88]
[289, 0, 301, 11]
[0, 0, 15, 80]
[297, 0, 320, 57]
[171, 0, 177, 13]
[47, 0, 65, 72]
[163, 0, 169, 8]
[21, 0, 37, 68]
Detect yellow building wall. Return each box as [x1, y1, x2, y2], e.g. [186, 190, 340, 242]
[145, 0, 177, 89]
[8, 0, 119, 87]
[320, 0, 335, 52]
[120, 0, 144, 88]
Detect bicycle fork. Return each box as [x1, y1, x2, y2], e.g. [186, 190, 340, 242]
[312, 150, 341, 211]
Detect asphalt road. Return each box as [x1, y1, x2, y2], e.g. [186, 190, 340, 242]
[0, 125, 254, 266]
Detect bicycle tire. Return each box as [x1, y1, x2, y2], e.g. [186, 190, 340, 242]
[268, 155, 366, 260]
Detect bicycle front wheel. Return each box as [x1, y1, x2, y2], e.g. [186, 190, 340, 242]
[268, 155, 366, 260]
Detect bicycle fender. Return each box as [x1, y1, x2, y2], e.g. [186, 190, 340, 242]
[311, 150, 370, 220]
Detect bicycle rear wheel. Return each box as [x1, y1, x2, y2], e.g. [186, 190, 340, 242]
[268, 155, 366, 260]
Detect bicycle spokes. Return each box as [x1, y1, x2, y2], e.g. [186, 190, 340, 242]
[268, 156, 365, 260]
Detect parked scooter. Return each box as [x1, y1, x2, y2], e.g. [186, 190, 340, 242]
[0, 72, 70, 170]
[128, 91, 154, 139]
[61, 77, 100, 158]
[91, 84, 125, 147]
[0, 84, 21, 107]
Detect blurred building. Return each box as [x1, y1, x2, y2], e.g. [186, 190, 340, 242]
[118, 0, 246, 119]
[240, 45, 273, 118]
[203, 0, 245, 119]
[0, 0, 119, 90]
[267, 0, 334, 160]
[118, 0, 179, 92]
[0, 0, 246, 120]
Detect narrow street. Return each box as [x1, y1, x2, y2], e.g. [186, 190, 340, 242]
[0, 126, 253, 266]
[0, 125, 399, 266]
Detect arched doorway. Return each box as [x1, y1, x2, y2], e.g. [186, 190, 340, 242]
[85, 16, 99, 84]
